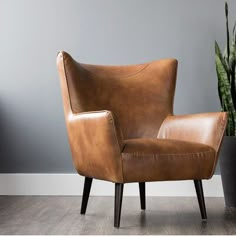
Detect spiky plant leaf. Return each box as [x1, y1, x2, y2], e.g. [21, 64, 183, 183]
[215, 52, 236, 135]
[225, 2, 230, 63]
[215, 2, 236, 136]
[215, 41, 230, 74]
[215, 54, 232, 108]
[229, 41, 236, 107]
[229, 41, 236, 70]
[233, 21, 236, 43]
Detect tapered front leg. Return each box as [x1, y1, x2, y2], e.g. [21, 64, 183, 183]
[139, 182, 146, 210]
[114, 183, 124, 228]
[80, 177, 93, 214]
[194, 180, 207, 220]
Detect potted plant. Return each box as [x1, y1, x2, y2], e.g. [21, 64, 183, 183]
[215, 2, 236, 207]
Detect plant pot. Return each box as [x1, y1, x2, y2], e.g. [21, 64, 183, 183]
[219, 136, 236, 207]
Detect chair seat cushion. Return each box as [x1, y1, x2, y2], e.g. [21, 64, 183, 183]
[121, 138, 216, 183]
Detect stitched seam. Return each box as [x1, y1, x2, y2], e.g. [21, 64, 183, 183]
[122, 150, 214, 157]
[216, 112, 228, 152]
[79, 63, 150, 79]
[107, 111, 124, 183]
[209, 112, 228, 177]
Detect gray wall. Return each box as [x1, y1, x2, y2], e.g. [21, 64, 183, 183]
[0, 0, 235, 173]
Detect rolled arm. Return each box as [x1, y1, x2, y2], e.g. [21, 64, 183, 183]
[66, 110, 124, 183]
[157, 112, 228, 152]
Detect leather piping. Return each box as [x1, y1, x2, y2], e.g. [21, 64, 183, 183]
[209, 112, 228, 177]
[61, 52, 73, 113]
[215, 112, 228, 152]
[107, 112, 124, 183]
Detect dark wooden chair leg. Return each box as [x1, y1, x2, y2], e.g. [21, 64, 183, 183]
[80, 177, 93, 214]
[114, 183, 124, 228]
[139, 182, 146, 210]
[194, 180, 207, 220]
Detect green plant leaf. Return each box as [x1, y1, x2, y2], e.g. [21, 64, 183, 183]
[229, 41, 236, 70]
[215, 41, 230, 75]
[229, 41, 236, 107]
[215, 41, 229, 73]
[225, 2, 230, 63]
[233, 21, 236, 43]
[215, 52, 236, 135]
[215, 2, 236, 136]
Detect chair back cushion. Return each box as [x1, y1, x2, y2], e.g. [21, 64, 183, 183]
[58, 52, 178, 139]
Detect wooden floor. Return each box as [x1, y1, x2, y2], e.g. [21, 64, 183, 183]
[0, 196, 236, 235]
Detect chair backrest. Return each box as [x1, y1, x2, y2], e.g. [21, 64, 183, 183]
[57, 51, 178, 139]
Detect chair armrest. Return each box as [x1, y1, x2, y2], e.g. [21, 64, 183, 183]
[157, 112, 228, 152]
[67, 110, 124, 183]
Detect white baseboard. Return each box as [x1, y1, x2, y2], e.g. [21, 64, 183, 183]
[0, 174, 223, 196]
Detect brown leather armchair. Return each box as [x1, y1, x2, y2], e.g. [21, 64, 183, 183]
[57, 51, 227, 228]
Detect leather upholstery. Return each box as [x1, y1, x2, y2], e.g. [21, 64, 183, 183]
[67, 111, 123, 183]
[122, 139, 216, 182]
[57, 51, 227, 183]
[157, 112, 228, 178]
[157, 113, 228, 152]
[58, 51, 177, 139]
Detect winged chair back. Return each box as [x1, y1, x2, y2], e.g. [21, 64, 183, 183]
[57, 51, 177, 139]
